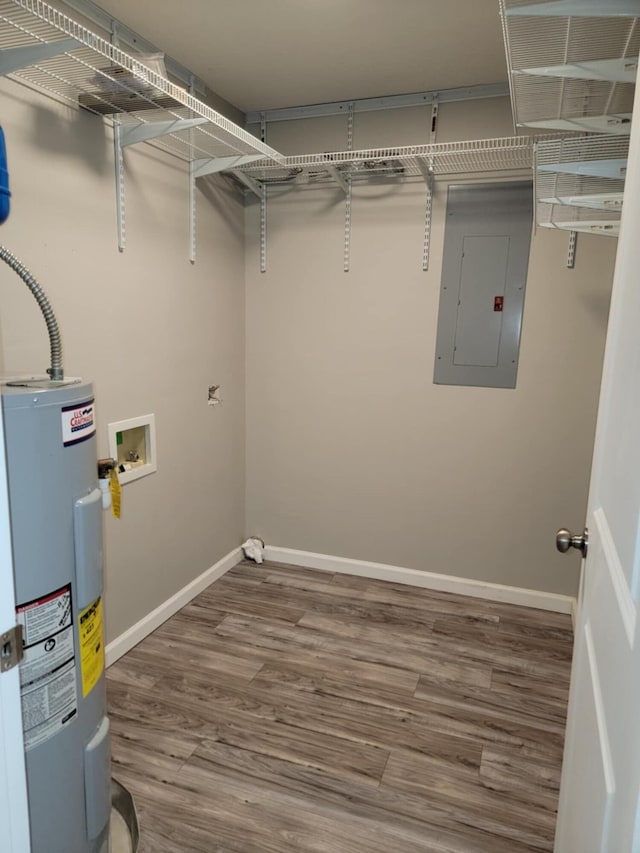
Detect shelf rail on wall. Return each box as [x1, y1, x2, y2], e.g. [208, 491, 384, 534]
[500, 0, 638, 263]
[0, 0, 284, 257]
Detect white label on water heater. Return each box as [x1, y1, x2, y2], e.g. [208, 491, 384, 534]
[16, 584, 78, 751]
[61, 398, 95, 447]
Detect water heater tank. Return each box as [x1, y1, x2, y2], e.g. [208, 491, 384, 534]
[2, 380, 110, 853]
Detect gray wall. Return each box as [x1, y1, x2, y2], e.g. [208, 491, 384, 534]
[245, 97, 618, 596]
[0, 78, 618, 650]
[0, 80, 246, 641]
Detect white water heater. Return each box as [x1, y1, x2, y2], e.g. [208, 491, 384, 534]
[3, 380, 110, 853]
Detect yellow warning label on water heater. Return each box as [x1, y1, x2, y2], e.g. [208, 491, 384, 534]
[78, 597, 104, 698]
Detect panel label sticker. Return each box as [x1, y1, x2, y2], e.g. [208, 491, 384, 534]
[78, 596, 104, 698]
[61, 398, 95, 447]
[16, 584, 78, 751]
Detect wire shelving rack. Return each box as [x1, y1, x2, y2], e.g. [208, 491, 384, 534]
[501, 0, 636, 255]
[534, 133, 628, 234]
[501, 0, 639, 133]
[0, 0, 285, 258]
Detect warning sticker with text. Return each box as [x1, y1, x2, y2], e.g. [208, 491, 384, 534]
[78, 596, 104, 698]
[16, 584, 78, 751]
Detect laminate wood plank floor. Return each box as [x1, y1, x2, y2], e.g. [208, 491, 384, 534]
[106, 560, 573, 853]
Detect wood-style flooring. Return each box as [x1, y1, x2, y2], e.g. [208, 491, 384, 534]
[106, 560, 574, 853]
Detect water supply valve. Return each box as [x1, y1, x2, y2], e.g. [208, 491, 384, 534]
[97, 458, 120, 517]
[98, 458, 115, 479]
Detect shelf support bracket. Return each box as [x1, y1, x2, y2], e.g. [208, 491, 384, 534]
[0, 39, 79, 76]
[230, 170, 263, 198]
[193, 155, 263, 179]
[417, 159, 433, 184]
[189, 155, 264, 263]
[567, 231, 578, 269]
[326, 165, 349, 194]
[119, 118, 208, 147]
[513, 57, 639, 85]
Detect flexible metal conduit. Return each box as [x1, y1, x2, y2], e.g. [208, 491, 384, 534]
[0, 246, 63, 380]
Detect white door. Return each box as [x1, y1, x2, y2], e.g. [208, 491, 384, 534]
[554, 77, 640, 852]
[0, 404, 31, 852]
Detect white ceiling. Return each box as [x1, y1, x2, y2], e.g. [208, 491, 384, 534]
[94, 0, 508, 113]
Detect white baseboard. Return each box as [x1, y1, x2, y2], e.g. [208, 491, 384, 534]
[105, 546, 243, 667]
[106, 543, 575, 668]
[264, 546, 575, 615]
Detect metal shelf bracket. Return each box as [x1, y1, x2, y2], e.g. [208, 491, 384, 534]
[522, 115, 633, 135]
[327, 165, 349, 195]
[0, 39, 80, 75]
[119, 118, 208, 148]
[231, 169, 263, 198]
[538, 158, 628, 179]
[192, 154, 263, 179]
[192, 153, 266, 262]
[514, 57, 638, 84]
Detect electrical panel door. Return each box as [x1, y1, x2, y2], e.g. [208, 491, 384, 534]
[434, 181, 533, 389]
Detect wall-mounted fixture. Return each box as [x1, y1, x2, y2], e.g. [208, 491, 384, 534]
[107, 414, 156, 485]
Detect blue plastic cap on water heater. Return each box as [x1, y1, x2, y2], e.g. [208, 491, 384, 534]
[0, 126, 10, 223]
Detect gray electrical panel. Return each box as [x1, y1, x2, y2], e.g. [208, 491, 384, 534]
[434, 181, 533, 389]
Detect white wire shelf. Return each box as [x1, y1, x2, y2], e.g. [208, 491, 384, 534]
[535, 134, 627, 232]
[504, 0, 640, 16]
[537, 201, 621, 234]
[536, 134, 629, 174]
[501, 0, 638, 132]
[0, 0, 283, 166]
[228, 137, 539, 189]
[536, 168, 625, 208]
